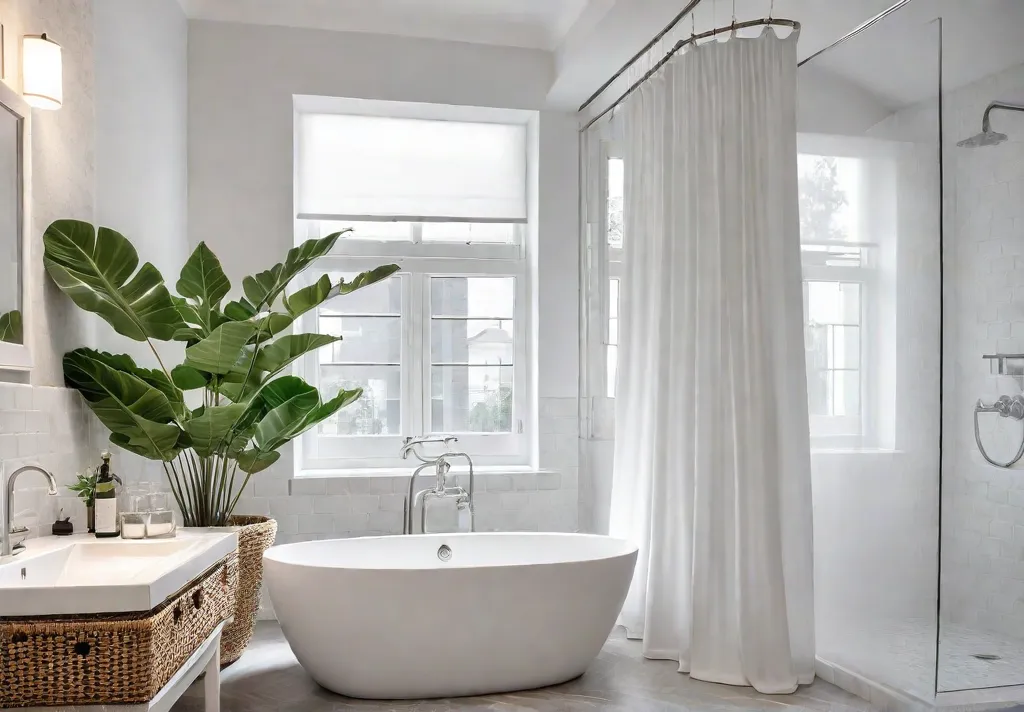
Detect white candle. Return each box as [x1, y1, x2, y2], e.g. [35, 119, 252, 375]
[121, 523, 146, 539]
[146, 521, 175, 537]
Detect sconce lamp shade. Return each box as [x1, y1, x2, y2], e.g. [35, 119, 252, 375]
[22, 34, 62, 110]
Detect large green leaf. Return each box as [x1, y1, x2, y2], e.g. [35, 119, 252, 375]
[254, 334, 339, 373]
[236, 449, 281, 474]
[185, 403, 248, 457]
[253, 377, 320, 451]
[0, 310, 22, 344]
[290, 387, 363, 440]
[283, 265, 401, 319]
[43, 220, 186, 342]
[171, 364, 210, 390]
[176, 243, 230, 307]
[183, 321, 258, 375]
[63, 349, 182, 460]
[241, 232, 349, 310]
[80, 349, 187, 420]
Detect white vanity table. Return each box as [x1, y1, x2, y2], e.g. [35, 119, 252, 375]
[0, 531, 238, 712]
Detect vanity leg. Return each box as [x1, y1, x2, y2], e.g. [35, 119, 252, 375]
[204, 639, 221, 712]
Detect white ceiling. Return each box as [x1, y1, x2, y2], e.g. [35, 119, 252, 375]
[808, 0, 1024, 110]
[179, 0, 590, 50]
[179, 0, 1024, 112]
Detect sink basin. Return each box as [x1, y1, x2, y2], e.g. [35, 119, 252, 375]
[0, 532, 237, 616]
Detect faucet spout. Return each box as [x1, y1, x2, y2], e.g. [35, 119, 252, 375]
[3, 465, 59, 558]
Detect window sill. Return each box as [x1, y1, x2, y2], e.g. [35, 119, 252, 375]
[810, 447, 904, 456]
[296, 465, 554, 479]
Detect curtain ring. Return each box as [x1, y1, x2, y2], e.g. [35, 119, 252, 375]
[768, 0, 774, 21]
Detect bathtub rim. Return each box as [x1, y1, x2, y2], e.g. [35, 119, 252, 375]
[263, 531, 638, 572]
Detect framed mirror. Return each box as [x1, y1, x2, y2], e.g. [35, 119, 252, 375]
[0, 79, 31, 370]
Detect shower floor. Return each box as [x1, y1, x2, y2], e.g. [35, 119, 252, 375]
[821, 618, 1024, 701]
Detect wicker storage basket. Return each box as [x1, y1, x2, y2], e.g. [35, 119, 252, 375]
[220, 515, 277, 666]
[0, 553, 237, 708]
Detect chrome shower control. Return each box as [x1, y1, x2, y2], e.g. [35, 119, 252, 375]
[437, 544, 452, 562]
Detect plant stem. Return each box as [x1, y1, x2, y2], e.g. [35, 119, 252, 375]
[162, 461, 190, 526]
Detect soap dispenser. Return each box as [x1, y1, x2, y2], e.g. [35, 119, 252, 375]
[94, 451, 120, 538]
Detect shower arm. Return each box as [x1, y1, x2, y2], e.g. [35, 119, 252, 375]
[982, 101, 1024, 133]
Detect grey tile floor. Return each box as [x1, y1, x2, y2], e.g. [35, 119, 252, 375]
[174, 622, 878, 711]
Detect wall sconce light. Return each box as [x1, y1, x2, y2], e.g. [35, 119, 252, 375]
[22, 33, 62, 110]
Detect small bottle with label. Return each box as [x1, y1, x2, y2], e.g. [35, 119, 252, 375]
[94, 451, 120, 538]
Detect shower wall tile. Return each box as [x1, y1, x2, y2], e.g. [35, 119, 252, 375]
[943, 60, 1024, 642]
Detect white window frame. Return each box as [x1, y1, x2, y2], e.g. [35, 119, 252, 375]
[293, 99, 535, 472]
[591, 143, 625, 401]
[801, 261, 872, 444]
[295, 226, 530, 472]
[798, 134, 893, 448]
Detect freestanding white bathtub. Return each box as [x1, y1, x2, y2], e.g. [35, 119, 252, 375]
[263, 532, 637, 699]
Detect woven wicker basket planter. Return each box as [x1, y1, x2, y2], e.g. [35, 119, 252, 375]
[0, 553, 236, 708]
[220, 515, 277, 667]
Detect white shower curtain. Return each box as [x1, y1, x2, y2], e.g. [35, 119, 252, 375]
[608, 29, 815, 694]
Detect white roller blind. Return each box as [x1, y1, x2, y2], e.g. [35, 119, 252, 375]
[297, 113, 527, 223]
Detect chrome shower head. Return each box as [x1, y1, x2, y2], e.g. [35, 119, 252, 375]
[959, 101, 1024, 148]
[958, 130, 1009, 148]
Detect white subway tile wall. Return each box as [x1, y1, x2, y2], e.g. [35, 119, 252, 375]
[0, 384, 97, 539]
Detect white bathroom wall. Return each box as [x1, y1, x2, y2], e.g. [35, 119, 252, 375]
[0, 0, 95, 388]
[0, 0, 97, 538]
[1, 0, 192, 541]
[187, 20, 581, 544]
[94, 0, 190, 365]
[941, 60, 1024, 642]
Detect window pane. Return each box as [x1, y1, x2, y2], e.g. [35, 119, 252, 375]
[319, 316, 400, 364]
[431, 365, 513, 433]
[431, 319, 513, 365]
[299, 219, 413, 242]
[833, 370, 860, 418]
[805, 281, 860, 325]
[422, 222, 516, 244]
[610, 278, 620, 319]
[319, 273, 402, 316]
[831, 325, 860, 370]
[608, 158, 624, 249]
[807, 368, 830, 417]
[607, 345, 618, 398]
[430, 276, 516, 434]
[431, 277, 514, 318]
[804, 281, 862, 423]
[798, 155, 861, 244]
[318, 365, 400, 435]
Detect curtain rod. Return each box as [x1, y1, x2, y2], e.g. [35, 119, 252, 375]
[797, 0, 913, 67]
[579, 18, 800, 133]
[577, 0, 706, 114]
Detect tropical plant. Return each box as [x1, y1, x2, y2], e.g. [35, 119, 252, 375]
[43, 219, 399, 526]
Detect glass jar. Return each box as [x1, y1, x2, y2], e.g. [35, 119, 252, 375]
[120, 511, 148, 539]
[145, 491, 176, 539]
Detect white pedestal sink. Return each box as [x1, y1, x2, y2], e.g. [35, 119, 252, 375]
[0, 530, 238, 616]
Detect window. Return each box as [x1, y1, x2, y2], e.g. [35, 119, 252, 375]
[799, 153, 873, 443]
[295, 101, 533, 470]
[606, 155, 625, 397]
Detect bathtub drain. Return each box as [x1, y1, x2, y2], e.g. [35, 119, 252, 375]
[437, 544, 452, 562]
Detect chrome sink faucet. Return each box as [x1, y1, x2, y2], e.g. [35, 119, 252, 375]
[401, 436, 475, 535]
[3, 465, 59, 557]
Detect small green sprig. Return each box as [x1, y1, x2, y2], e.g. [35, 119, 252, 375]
[67, 468, 96, 506]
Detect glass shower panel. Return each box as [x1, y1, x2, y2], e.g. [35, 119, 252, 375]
[939, 12, 1024, 693]
[799, 11, 941, 703]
